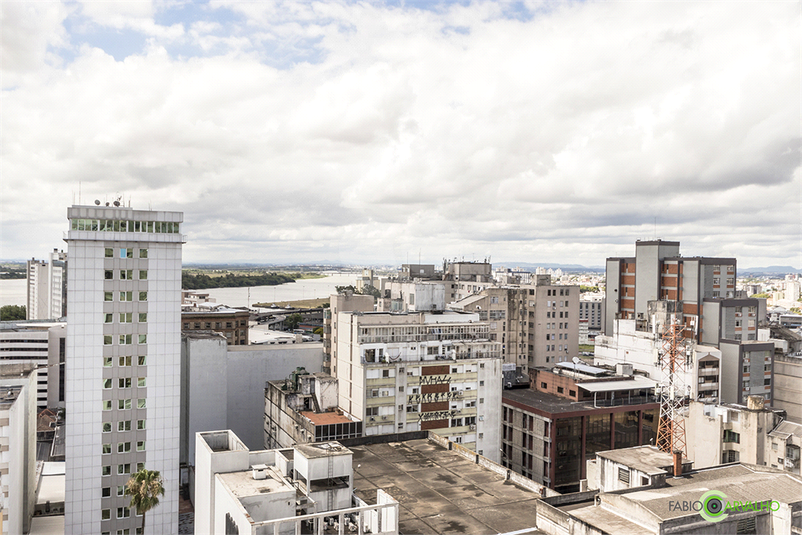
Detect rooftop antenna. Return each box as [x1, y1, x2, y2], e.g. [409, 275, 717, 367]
[79, 181, 81, 205]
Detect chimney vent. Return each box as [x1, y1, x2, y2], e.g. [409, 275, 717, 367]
[673, 450, 683, 477]
[252, 464, 268, 480]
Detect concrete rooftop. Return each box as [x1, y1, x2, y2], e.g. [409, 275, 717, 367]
[349, 439, 546, 535]
[596, 446, 687, 475]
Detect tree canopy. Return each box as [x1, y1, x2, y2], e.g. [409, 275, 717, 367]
[0, 305, 26, 321]
[182, 271, 297, 290]
[126, 468, 165, 532]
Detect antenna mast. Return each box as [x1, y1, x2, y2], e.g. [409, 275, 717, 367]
[656, 315, 689, 457]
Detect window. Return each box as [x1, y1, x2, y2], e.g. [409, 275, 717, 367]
[103, 379, 112, 389]
[118, 442, 131, 453]
[105, 269, 113, 280]
[137, 398, 146, 409]
[723, 430, 740, 443]
[117, 486, 125, 497]
[105, 248, 114, 258]
[102, 400, 112, 411]
[120, 269, 133, 280]
[119, 356, 132, 367]
[117, 507, 130, 518]
[119, 334, 132, 345]
[383, 369, 390, 378]
[118, 464, 131, 475]
[480, 380, 484, 386]
[120, 291, 133, 301]
[103, 357, 113, 367]
[119, 312, 132, 323]
[137, 441, 145, 451]
[137, 377, 146, 388]
[103, 422, 112, 433]
[139, 249, 148, 258]
[137, 462, 145, 472]
[138, 356, 147, 366]
[764, 378, 771, 386]
[139, 313, 147, 323]
[138, 334, 147, 344]
[118, 420, 131, 431]
[121, 248, 132, 259]
[138, 291, 147, 302]
[102, 487, 111, 498]
[119, 399, 132, 410]
[102, 465, 111, 476]
[102, 509, 111, 520]
[105, 313, 113, 323]
[139, 270, 147, 280]
[137, 419, 146, 430]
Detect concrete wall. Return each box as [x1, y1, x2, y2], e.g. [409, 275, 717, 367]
[181, 334, 229, 465]
[774, 354, 802, 424]
[226, 344, 324, 450]
[183, 341, 324, 464]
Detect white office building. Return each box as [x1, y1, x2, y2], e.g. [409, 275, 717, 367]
[65, 205, 183, 535]
[27, 249, 68, 320]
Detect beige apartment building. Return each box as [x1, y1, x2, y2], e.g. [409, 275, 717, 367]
[449, 275, 579, 373]
[683, 397, 801, 475]
[332, 310, 502, 461]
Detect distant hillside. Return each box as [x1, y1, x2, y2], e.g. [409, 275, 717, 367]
[740, 266, 801, 275]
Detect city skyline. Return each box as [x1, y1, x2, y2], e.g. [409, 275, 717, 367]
[2, 1, 800, 268]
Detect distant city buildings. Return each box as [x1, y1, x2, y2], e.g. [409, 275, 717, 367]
[181, 308, 249, 345]
[26, 249, 67, 320]
[449, 275, 579, 373]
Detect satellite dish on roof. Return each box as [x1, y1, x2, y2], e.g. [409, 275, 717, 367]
[94, 199, 101, 205]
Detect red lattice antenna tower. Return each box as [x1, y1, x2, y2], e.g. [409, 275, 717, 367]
[656, 316, 689, 456]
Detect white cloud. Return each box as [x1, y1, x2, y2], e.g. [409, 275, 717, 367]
[1, 0, 799, 268]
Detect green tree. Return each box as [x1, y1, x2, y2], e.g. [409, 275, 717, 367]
[0, 305, 26, 321]
[285, 313, 303, 330]
[125, 468, 165, 533]
[313, 327, 324, 336]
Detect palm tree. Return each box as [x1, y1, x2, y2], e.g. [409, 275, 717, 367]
[125, 468, 165, 534]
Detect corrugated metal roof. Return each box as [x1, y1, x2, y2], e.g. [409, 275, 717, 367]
[769, 420, 802, 439]
[555, 361, 608, 376]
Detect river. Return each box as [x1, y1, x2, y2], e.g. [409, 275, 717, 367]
[0, 273, 357, 309]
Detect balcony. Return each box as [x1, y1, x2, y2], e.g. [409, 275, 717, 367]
[698, 368, 719, 377]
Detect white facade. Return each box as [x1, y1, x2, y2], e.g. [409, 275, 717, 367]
[333, 311, 503, 461]
[0, 364, 37, 535]
[195, 430, 398, 535]
[181, 335, 325, 464]
[595, 319, 722, 402]
[65, 205, 183, 535]
[26, 250, 67, 320]
[0, 322, 65, 409]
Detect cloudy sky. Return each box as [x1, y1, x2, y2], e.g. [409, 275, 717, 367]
[2, 0, 800, 268]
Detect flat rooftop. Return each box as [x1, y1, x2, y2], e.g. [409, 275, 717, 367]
[565, 464, 802, 533]
[596, 446, 685, 475]
[503, 388, 657, 416]
[294, 441, 352, 459]
[350, 439, 546, 535]
[217, 467, 294, 522]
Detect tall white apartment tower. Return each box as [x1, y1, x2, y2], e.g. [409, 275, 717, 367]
[65, 205, 183, 535]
